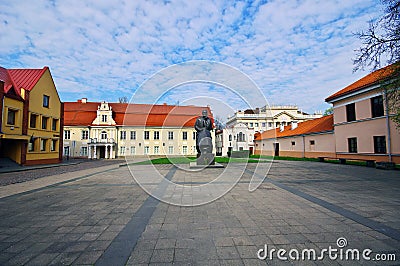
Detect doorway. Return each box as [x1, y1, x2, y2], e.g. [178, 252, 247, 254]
[273, 143, 279, 157]
[99, 146, 106, 158]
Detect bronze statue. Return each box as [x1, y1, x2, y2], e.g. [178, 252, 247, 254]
[195, 109, 213, 157]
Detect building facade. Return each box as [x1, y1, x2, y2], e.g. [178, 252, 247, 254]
[254, 115, 335, 158]
[215, 123, 255, 156]
[226, 105, 322, 134]
[325, 64, 400, 164]
[63, 99, 213, 158]
[0, 66, 63, 165]
[255, 64, 400, 164]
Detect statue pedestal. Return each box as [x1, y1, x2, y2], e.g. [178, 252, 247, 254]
[190, 154, 224, 169]
[197, 153, 215, 165]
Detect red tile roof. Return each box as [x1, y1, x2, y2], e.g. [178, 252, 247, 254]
[255, 115, 333, 140]
[64, 101, 213, 128]
[0, 66, 48, 96]
[325, 64, 397, 102]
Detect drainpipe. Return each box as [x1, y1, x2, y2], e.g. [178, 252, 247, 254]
[383, 88, 392, 163]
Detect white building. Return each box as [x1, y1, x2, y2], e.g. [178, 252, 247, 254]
[226, 105, 322, 134]
[215, 123, 255, 156]
[63, 99, 213, 159]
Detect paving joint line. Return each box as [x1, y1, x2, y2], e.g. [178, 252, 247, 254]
[245, 168, 400, 242]
[95, 165, 177, 266]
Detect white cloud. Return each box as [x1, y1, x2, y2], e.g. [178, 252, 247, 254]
[0, 0, 384, 118]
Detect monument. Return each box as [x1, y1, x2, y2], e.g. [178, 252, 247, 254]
[194, 109, 215, 165]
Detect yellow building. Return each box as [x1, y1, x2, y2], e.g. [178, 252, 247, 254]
[63, 99, 213, 158]
[0, 66, 63, 165]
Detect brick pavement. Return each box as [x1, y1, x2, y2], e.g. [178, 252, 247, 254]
[0, 160, 398, 265]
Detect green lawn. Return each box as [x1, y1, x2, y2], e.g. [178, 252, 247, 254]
[133, 156, 265, 165]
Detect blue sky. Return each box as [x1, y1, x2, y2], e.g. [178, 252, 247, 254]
[0, 0, 383, 120]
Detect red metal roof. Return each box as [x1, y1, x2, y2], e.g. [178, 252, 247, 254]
[325, 64, 396, 102]
[64, 101, 213, 128]
[255, 114, 333, 140]
[0, 66, 48, 96]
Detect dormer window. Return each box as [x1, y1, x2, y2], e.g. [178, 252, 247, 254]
[102, 115, 107, 122]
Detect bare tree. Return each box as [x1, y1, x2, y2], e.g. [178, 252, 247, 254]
[353, 0, 400, 127]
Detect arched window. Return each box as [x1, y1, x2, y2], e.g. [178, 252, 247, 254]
[229, 134, 232, 141]
[101, 131, 107, 140]
[237, 132, 245, 142]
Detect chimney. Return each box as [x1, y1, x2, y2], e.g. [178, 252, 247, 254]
[291, 121, 298, 130]
[81, 98, 87, 103]
[279, 124, 284, 132]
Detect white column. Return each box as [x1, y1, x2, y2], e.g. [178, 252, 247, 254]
[111, 145, 114, 159]
[93, 145, 97, 159]
[105, 145, 109, 159]
[88, 146, 92, 159]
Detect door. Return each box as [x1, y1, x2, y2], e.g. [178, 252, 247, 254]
[249, 147, 253, 155]
[99, 146, 106, 158]
[273, 143, 279, 157]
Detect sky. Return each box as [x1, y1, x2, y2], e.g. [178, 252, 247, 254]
[0, 0, 384, 121]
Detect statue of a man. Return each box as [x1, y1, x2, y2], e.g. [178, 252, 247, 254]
[195, 109, 213, 155]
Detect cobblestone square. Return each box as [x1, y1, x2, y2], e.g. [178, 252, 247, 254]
[0, 160, 399, 265]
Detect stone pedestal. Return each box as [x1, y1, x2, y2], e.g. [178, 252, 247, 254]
[197, 153, 215, 166]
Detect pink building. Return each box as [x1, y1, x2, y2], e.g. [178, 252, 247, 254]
[255, 64, 400, 165]
[326, 64, 400, 164]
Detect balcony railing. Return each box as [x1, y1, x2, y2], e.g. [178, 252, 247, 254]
[88, 138, 115, 144]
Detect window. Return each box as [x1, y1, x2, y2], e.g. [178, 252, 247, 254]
[101, 131, 107, 140]
[120, 131, 126, 140]
[52, 119, 58, 131]
[82, 130, 89, 140]
[102, 115, 107, 122]
[268, 122, 273, 128]
[193, 132, 196, 140]
[262, 122, 266, 128]
[28, 138, 35, 152]
[182, 132, 187, 140]
[168, 131, 174, 140]
[310, 140, 315, 145]
[168, 146, 174, 154]
[7, 109, 17, 125]
[348, 138, 357, 153]
[130, 146, 136, 155]
[144, 131, 150, 140]
[371, 95, 384, 118]
[182, 146, 188, 155]
[64, 130, 70, 140]
[237, 132, 245, 142]
[40, 139, 47, 151]
[346, 103, 356, 122]
[249, 122, 253, 127]
[373, 136, 386, 154]
[291, 141, 295, 146]
[30, 113, 38, 128]
[144, 146, 150, 154]
[42, 117, 48, 130]
[154, 146, 159, 154]
[51, 140, 57, 151]
[154, 131, 160, 140]
[43, 95, 50, 108]
[120, 146, 126, 156]
[81, 146, 88, 156]
[130, 131, 136, 140]
[229, 135, 232, 141]
[255, 123, 259, 127]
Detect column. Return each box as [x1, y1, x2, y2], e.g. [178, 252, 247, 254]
[111, 145, 114, 159]
[88, 146, 92, 159]
[93, 145, 97, 159]
[105, 145, 109, 159]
